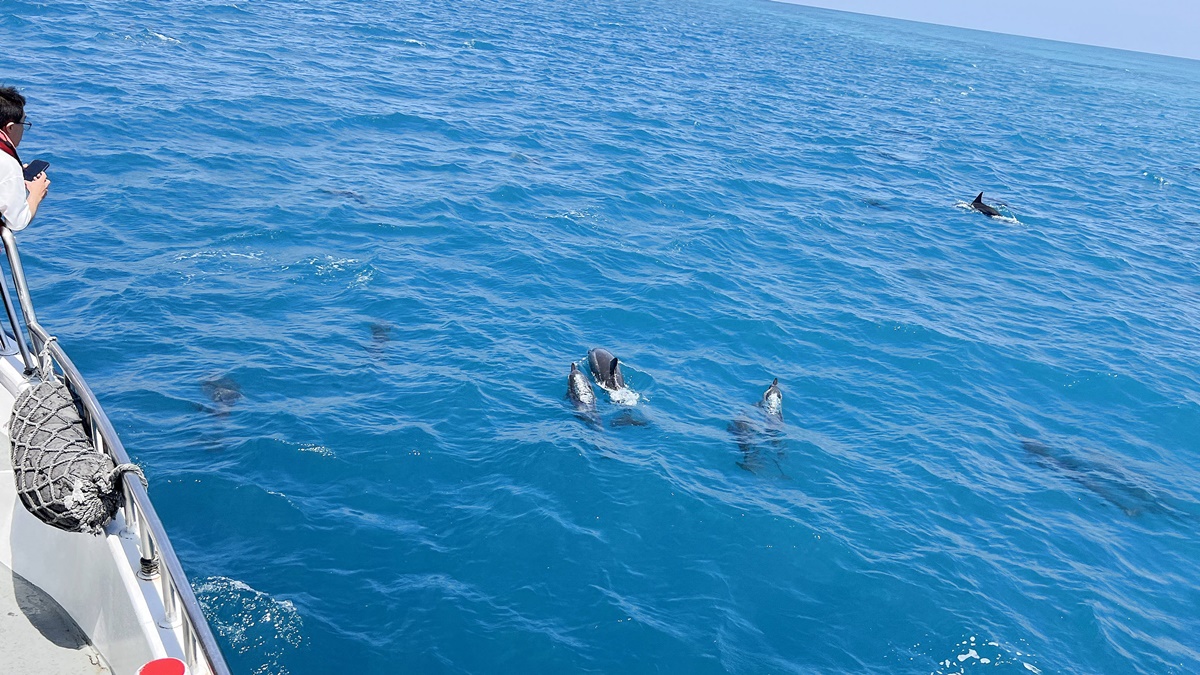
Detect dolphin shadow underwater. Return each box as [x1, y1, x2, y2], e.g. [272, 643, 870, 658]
[318, 187, 367, 204]
[1021, 440, 1176, 518]
[196, 375, 243, 418]
[369, 321, 393, 345]
[730, 379, 788, 478]
[365, 321, 395, 359]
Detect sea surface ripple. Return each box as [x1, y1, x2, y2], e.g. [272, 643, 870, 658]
[5, 0, 1200, 673]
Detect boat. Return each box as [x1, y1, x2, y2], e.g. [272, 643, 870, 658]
[0, 223, 230, 674]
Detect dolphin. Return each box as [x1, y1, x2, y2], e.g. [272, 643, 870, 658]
[730, 416, 788, 477]
[608, 408, 649, 428]
[566, 362, 601, 428]
[201, 376, 242, 405]
[369, 322, 393, 344]
[758, 378, 783, 421]
[587, 348, 625, 391]
[728, 418, 763, 471]
[318, 187, 367, 204]
[566, 362, 596, 412]
[732, 379, 788, 477]
[970, 192, 1002, 218]
[1022, 441, 1171, 517]
[197, 375, 242, 418]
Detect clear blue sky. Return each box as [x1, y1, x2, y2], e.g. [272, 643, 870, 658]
[780, 1, 1200, 61]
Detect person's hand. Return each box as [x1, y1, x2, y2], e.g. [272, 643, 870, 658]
[25, 172, 49, 204]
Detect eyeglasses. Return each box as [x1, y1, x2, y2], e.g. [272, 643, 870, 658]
[17, 120, 31, 131]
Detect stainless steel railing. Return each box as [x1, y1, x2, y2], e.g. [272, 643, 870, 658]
[0, 225, 232, 675]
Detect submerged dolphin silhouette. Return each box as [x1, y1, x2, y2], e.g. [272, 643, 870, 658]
[369, 322, 393, 344]
[201, 376, 242, 405]
[318, 187, 367, 204]
[1022, 440, 1170, 517]
[729, 418, 762, 468]
[197, 376, 242, 417]
[970, 192, 1002, 218]
[608, 409, 649, 427]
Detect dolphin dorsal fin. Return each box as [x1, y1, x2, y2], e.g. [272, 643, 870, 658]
[974, 192, 985, 204]
[610, 357, 619, 377]
[571, 362, 578, 372]
[771, 378, 778, 386]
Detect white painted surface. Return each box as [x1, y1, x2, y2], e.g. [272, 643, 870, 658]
[0, 561, 111, 674]
[0, 349, 175, 674]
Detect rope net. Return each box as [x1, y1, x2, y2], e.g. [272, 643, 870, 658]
[9, 339, 145, 535]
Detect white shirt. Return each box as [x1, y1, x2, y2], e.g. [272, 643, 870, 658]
[0, 152, 31, 232]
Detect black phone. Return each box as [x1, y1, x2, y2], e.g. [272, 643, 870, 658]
[23, 159, 49, 181]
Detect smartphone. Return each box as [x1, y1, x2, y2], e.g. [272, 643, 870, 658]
[23, 159, 49, 181]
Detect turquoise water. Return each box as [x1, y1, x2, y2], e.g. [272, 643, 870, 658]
[5, 0, 1200, 672]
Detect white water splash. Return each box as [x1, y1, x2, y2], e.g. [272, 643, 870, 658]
[147, 29, 181, 44]
[195, 576, 304, 675]
[1141, 171, 1172, 187]
[602, 385, 641, 406]
[924, 635, 1041, 674]
[174, 250, 265, 262]
[298, 444, 335, 457]
[285, 255, 377, 287]
[954, 201, 1022, 225]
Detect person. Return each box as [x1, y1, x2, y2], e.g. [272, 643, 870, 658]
[0, 85, 50, 232]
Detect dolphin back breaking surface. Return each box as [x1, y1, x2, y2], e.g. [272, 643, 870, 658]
[567, 362, 597, 412]
[758, 378, 783, 421]
[587, 347, 626, 391]
[971, 192, 1002, 217]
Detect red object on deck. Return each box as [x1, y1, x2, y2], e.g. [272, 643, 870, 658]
[138, 657, 188, 675]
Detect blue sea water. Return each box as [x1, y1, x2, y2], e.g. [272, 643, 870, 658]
[5, 0, 1200, 672]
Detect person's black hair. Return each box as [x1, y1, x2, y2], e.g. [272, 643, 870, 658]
[0, 86, 26, 127]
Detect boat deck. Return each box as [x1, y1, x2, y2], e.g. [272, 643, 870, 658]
[0, 561, 110, 674]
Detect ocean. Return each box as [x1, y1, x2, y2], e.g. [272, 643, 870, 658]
[4, 0, 1200, 672]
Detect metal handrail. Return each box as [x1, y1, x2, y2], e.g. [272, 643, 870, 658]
[0, 226, 232, 675]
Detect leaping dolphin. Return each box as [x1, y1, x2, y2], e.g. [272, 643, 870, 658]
[970, 192, 1002, 218]
[587, 348, 626, 391]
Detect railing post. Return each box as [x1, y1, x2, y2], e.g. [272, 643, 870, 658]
[0, 227, 41, 347]
[137, 501, 160, 581]
[0, 227, 35, 373]
[159, 573, 182, 629]
[121, 481, 139, 539]
[183, 621, 198, 673]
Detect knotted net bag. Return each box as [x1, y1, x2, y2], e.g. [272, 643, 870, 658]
[9, 338, 145, 535]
